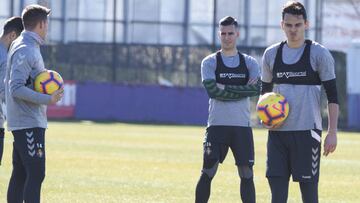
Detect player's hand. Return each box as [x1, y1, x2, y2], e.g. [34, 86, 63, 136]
[247, 78, 258, 85]
[323, 130, 337, 156]
[49, 87, 64, 104]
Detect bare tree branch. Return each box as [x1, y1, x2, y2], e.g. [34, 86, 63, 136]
[348, 0, 360, 17]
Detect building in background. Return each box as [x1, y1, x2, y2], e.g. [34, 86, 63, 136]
[1, 0, 358, 52]
[323, 0, 360, 51]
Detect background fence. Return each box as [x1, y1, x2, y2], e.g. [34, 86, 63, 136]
[0, 0, 355, 129]
[41, 44, 348, 128]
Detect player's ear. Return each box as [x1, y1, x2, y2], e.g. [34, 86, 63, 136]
[38, 20, 47, 30]
[12, 31, 19, 40]
[304, 20, 309, 30]
[39, 21, 44, 29]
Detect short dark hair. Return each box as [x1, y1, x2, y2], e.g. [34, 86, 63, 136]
[2, 16, 24, 36]
[21, 4, 51, 30]
[219, 16, 238, 28]
[282, 1, 307, 21]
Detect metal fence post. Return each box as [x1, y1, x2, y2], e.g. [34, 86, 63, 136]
[184, 0, 190, 86]
[112, 0, 117, 82]
[211, 0, 217, 52]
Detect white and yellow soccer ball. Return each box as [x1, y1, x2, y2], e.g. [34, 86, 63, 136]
[34, 70, 64, 95]
[257, 92, 289, 127]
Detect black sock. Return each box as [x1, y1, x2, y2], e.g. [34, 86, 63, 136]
[23, 162, 45, 203]
[268, 177, 289, 203]
[240, 177, 256, 203]
[300, 182, 318, 203]
[8, 162, 26, 203]
[195, 173, 212, 203]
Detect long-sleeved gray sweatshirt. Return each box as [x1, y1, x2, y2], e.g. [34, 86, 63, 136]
[5, 31, 51, 131]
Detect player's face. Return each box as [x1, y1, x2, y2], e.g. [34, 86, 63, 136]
[219, 25, 239, 51]
[281, 13, 308, 44]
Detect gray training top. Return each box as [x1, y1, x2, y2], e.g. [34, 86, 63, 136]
[5, 31, 51, 131]
[201, 51, 260, 127]
[262, 41, 335, 131]
[0, 42, 7, 128]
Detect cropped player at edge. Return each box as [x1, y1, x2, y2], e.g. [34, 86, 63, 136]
[260, 1, 339, 203]
[0, 17, 24, 166]
[195, 16, 260, 203]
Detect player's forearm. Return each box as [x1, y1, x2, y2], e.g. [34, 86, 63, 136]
[202, 79, 249, 101]
[0, 63, 5, 100]
[0, 84, 5, 100]
[0, 88, 4, 100]
[225, 82, 260, 97]
[260, 81, 273, 95]
[322, 79, 339, 133]
[327, 103, 339, 133]
[11, 85, 51, 105]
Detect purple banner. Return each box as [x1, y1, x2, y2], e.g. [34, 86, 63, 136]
[75, 82, 209, 125]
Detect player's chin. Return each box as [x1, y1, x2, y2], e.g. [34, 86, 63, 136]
[224, 44, 235, 49]
[291, 36, 303, 43]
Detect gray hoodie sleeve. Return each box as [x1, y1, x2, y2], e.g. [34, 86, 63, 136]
[10, 49, 51, 104]
[244, 54, 260, 80]
[0, 55, 6, 101]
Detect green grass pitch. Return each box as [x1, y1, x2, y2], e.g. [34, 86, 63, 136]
[0, 121, 359, 202]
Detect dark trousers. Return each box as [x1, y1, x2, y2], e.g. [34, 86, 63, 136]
[7, 128, 46, 203]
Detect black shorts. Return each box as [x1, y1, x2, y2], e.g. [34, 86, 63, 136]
[12, 128, 46, 164]
[202, 126, 254, 168]
[266, 129, 322, 182]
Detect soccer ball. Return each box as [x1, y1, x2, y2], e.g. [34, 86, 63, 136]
[34, 70, 63, 95]
[256, 92, 289, 127]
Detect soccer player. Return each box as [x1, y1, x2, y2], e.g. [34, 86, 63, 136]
[5, 5, 63, 203]
[195, 16, 260, 203]
[260, 1, 339, 203]
[0, 17, 24, 166]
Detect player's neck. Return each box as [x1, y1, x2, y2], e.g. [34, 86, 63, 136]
[221, 48, 237, 57]
[286, 39, 305, 48]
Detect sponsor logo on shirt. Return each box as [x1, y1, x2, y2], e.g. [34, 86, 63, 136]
[277, 71, 307, 78]
[219, 73, 246, 79]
